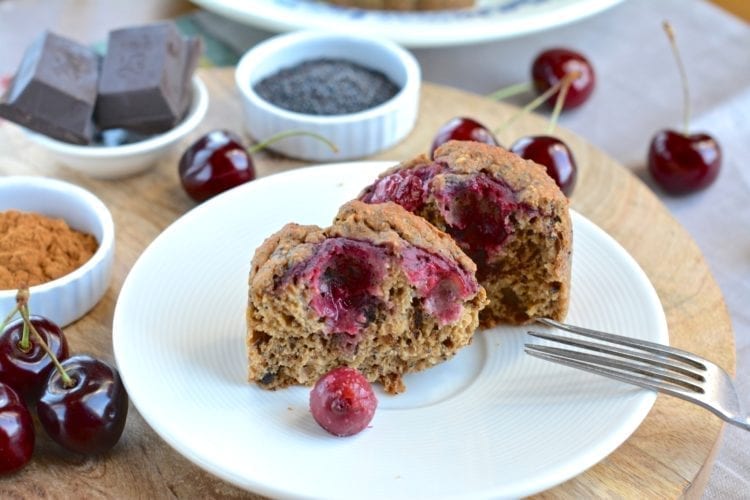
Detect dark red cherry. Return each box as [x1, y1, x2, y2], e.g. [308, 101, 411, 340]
[430, 117, 499, 158]
[37, 354, 128, 455]
[179, 130, 256, 203]
[309, 366, 377, 437]
[532, 48, 595, 110]
[0, 316, 69, 401]
[648, 130, 721, 194]
[511, 135, 577, 196]
[0, 382, 34, 475]
[647, 23, 721, 195]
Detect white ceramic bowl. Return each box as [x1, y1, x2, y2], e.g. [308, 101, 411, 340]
[0, 176, 115, 327]
[22, 76, 209, 180]
[235, 31, 421, 162]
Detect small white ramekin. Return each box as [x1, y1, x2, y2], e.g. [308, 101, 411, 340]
[22, 76, 209, 180]
[235, 31, 421, 162]
[0, 176, 115, 327]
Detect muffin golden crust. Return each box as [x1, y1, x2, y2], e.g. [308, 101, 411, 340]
[247, 201, 487, 394]
[359, 140, 572, 326]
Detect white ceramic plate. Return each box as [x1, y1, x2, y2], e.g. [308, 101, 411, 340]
[191, 0, 624, 48]
[113, 162, 667, 499]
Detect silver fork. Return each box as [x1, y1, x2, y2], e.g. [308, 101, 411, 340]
[525, 317, 750, 431]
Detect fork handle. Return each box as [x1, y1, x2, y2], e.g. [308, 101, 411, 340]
[728, 416, 750, 431]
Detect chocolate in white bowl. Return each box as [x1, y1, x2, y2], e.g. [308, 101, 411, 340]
[0, 176, 114, 327]
[22, 76, 208, 180]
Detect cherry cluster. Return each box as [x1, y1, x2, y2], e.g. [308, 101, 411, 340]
[179, 24, 719, 203]
[0, 289, 128, 475]
[431, 48, 592, 197]
[432, 25, 721, 197]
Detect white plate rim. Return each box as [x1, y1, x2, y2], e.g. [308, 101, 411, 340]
[113, 161, 668, 499]
[190, 0, 625, 48]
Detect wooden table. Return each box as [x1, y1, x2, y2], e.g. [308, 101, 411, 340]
[712, 0, 750, 21]
[0, 68, 734, 498]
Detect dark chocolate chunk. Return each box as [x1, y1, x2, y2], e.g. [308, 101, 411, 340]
[95, 22, 201, 134]
[0, 31, 99, 145]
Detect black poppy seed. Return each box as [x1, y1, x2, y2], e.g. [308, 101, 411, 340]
[253, 58, 401, 115]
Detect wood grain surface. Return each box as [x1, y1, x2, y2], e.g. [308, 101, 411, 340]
[0, 68, 734, 498]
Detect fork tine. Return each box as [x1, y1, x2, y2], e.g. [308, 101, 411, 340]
[524, 344, 704, 393]
[524, 345, 703, 400]
[537, 318, 705, 369]
[526, 345, 750, 431]
[528, 330, 704, 381]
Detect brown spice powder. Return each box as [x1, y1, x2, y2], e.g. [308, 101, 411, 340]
[0, 210, 98, 290]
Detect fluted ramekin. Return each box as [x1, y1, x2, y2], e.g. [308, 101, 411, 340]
[0, 176, 114, 327]
[235, 31, 421, 162]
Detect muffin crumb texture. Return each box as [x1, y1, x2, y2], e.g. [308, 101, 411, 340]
[247, 201, 487, 394]
[359, 140, 572, 326]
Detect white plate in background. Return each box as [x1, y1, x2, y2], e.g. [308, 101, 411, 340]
[191, 0, 625, 48]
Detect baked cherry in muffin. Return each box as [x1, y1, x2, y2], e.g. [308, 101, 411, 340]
[360, 141, 572, 326]
[247, 201, 486, 394]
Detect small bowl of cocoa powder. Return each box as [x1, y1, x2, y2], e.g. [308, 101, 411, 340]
[0, 176, 114, 327]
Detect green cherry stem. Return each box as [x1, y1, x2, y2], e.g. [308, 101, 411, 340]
[20, 320, 30, 352]
[247, 130, 339, 155]
[487, 81, 533, 101]
[663, 21, 691, 135]
[546, 71, 580, 134]
[12, 287, 31, 351]
[493, 75, 570, 135]
[19, 304, 74, 388]
[0, 304, 20, 335]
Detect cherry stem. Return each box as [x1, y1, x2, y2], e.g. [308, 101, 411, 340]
[247, 130, 338, 155]
[0, 304, 19, 334]
[494, 75, 570, 135]
[20, 320, 30, 352]
[663, 21, 691, 135]
[12, 287, 31, 350]
[546, 71, 580, 134]
[19, 304, 74, 388]
[487, 81, 533, 101]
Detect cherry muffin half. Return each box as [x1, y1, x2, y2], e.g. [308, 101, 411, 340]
[359, 140, 572, 327]
[247, 200, 487, 394]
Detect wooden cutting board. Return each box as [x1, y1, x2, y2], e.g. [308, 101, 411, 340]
[0, 68, 734, 498]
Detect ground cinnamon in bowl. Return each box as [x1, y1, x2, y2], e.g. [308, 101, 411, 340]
[0, 210, 98, 290]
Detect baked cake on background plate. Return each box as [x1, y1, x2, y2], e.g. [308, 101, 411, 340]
[247, 200, 487, 394]
[325, 0, 475, 11]
[359, 140, 572, 327]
